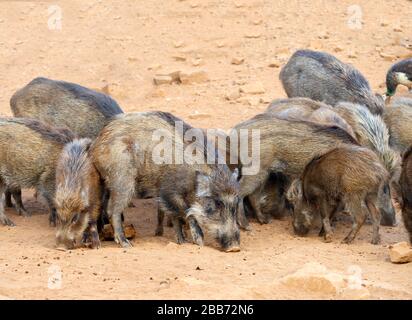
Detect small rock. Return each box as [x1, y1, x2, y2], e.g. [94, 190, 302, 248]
[268, 61, 280, 68]
[180, 70, 209, 84]
[172, 55, 186, 62]
[153, 75, 173, 85]
[393, 26, 403, 33]
[389, 242, 412, 264]
[188, 111, 211, 120]
[347, 52, 358, 59]
[225, 88, 241, 101]
[252, 19, 263, 25]
[334, 45, 344, 53]
[216, 41, 226, 48]
[379, 52, 396, 61]
[159, 280, 170, 290]
[281, 262, 345, 295]
[231, 57, 245, 65]
[380, 21, 389, 27]
[173, 40, 185, 48]
[245, 32, 261, 39]
[240, 82, 265, 94]
[148, 63, 162, 71]
[191, 58, 203, 66]
[246, 97, 260, 106]
[259, 96, 272, 104]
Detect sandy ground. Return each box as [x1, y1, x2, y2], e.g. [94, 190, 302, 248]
[0, 0, 411, 300]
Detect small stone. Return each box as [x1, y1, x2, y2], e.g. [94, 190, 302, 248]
[259, 96, 272, 104]
[380, 21, 389, 27]
[166, 242, 179, 249]
[231, 57, 244, 65]
[240, 82, 265, 94]
[393, 26, 403, 32]
[245, 32, 261, 39]
[347, 52, 358, 59]
[252, 19, 263, 25]
[191, 58, 203, 66]
[179, 70, 209, 84]
[379, 52, 397, 61]
[147, 63, 162, 71]
[246, 97, 260, 106]
[389, 242, 412, 263]
[172, 55, 186, 62]
[216, 41, 226, 48]
[188, 111, 211, 120]
[159, 280, 170, 290]
[281, 262, 345, 295]
[173, 40, 185, 48]
[153, 75, 173, 85]
[334, 45, 344, 53]
[225, 88, 241, 101]
[268, 61, 280, 68]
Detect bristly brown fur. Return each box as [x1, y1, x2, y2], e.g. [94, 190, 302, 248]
[6, 118, 75, 144]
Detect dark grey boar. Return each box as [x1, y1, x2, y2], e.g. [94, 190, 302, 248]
[54, 139, 103, 250]
[10, 77, 123, 138]
[0, 118, 74, 226]
[400, 146, 412, 243]
[231, 113, 359, 227]
[287, 145, 388, 244]
[90, 112, 241, 251]
[9, 77, 124, 221]
[333, 102, 399, 225]
[386, 58, 412, 97]
[279, 49, 385, 114]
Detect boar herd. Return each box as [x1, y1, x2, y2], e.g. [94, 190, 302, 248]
[1, 50, 412, 253]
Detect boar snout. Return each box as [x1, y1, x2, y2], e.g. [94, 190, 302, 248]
[218, 228, 240, 252]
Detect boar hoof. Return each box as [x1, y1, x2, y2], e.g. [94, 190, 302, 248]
[341, 236, 353, 244]
[0, 216, 15, 227]
[155, 227, 164, 237]
[324, 234, 333, 243]
[18, 208, 31, 217]
[371, 235, 381, 245]
[115, 235, 133, 248]
[257, 215, 272, 224]
[91, 239, 101, 249]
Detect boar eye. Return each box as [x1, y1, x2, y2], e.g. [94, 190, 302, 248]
[71, 213, 80, 224]
[215, 199, 224, 209]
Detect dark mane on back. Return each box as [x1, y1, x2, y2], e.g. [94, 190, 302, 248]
[8, 118, 75, 144]
[312, 124, 359, 145]
[30, 77, 123, 118]
[150, 111, 194, 135]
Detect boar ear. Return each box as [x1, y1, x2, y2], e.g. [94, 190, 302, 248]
[196, 171, 211, 198]
[286, 179, 302, 202]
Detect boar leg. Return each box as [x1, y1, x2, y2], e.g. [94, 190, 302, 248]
[155, 206, 164, 236]
[88, 221, 101, 249]
[239, 171, 270, 229]
[318, 198, 334, 242]
[12, 189, 29, 217]
[187, 216, 204, 246]
[0, 184, 15, 226]
[5, 190, 13, 208]
[237, 199, 251, 230]
[248, 191, 272, 224]
[107, 191, 132, 248]
[342, 197, 367, 244]
[172, 216, 186, 244]
[365, 195, 381, 245]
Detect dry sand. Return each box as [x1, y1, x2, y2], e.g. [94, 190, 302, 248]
[0, 0, 411, 299]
